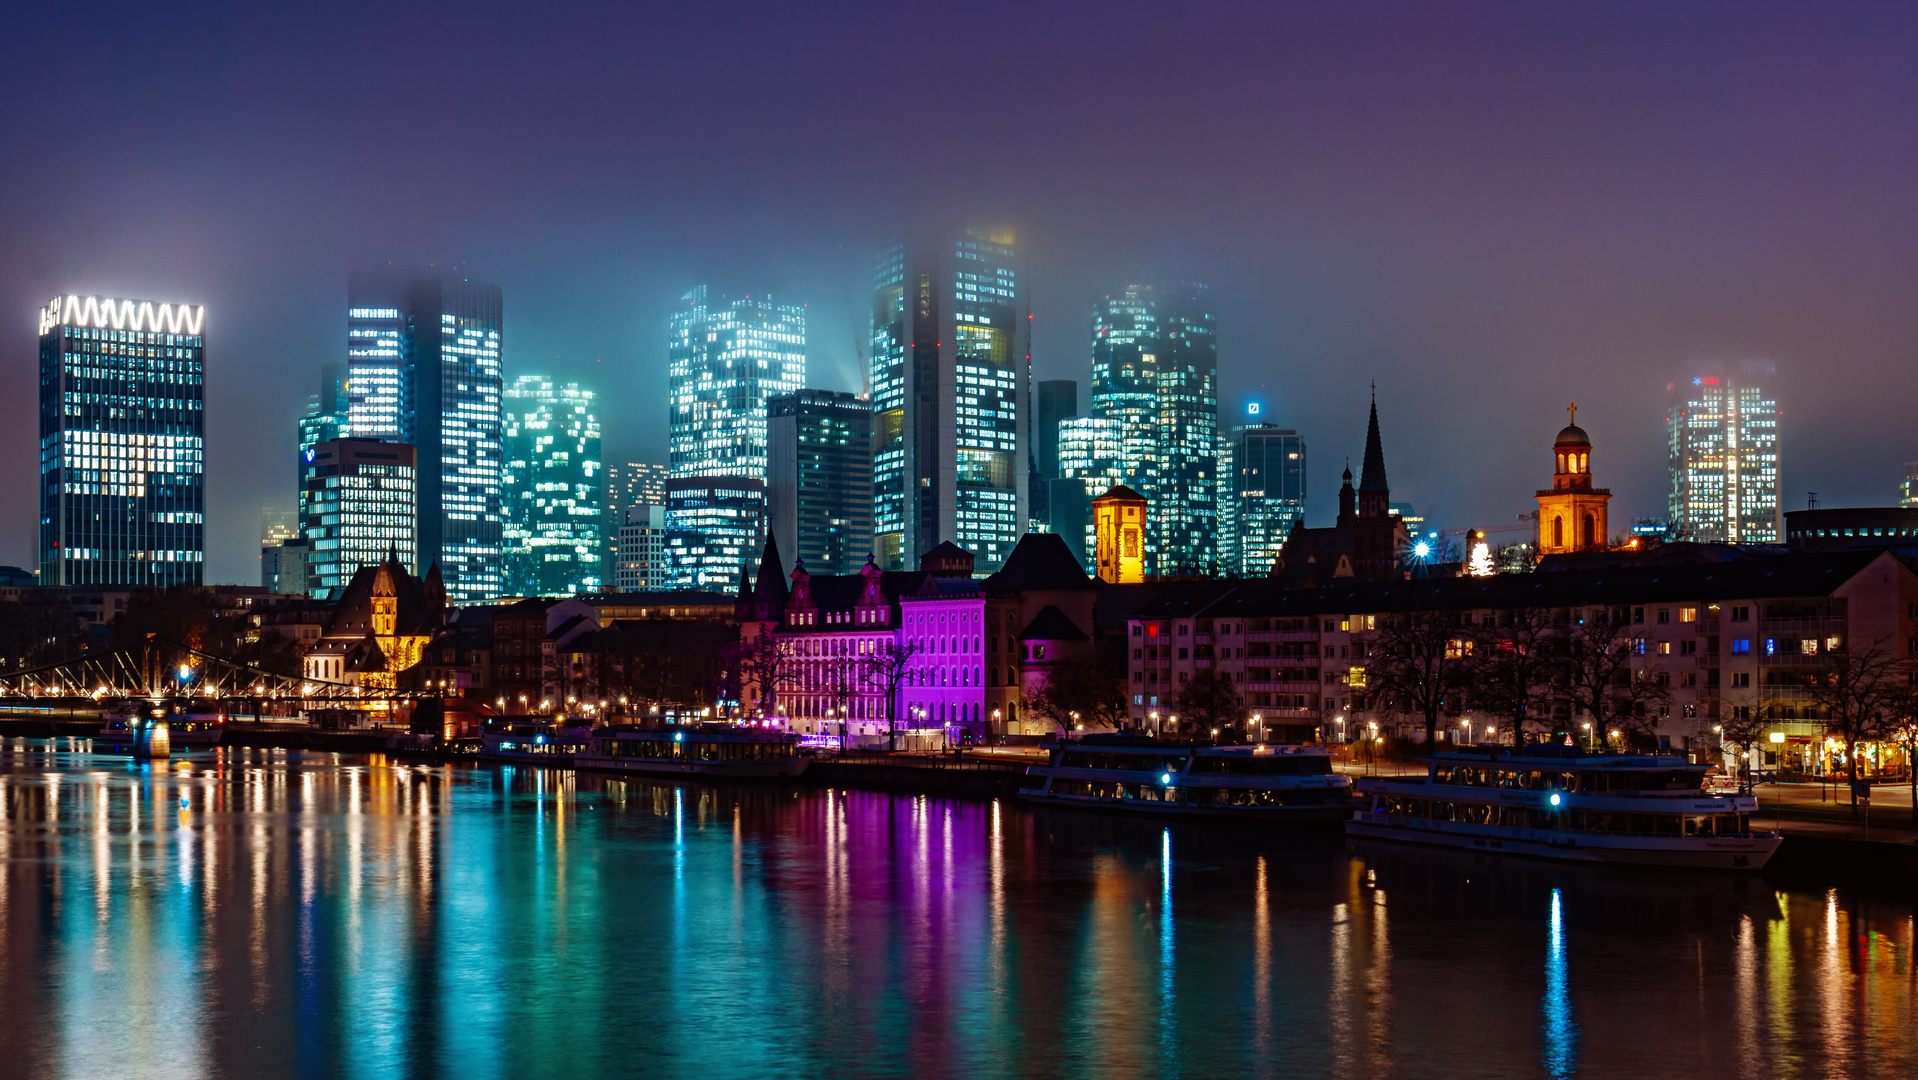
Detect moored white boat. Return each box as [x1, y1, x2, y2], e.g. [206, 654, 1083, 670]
[1347, 745, 1781, 870]
[1018, 735, 1354, 824]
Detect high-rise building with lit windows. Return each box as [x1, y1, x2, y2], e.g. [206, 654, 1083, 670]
[768, 389, 873, 575]
[664, 477, 765, 590]
[1090, 278, 1218, 574]
[346, 271, 504, 603]
[298, 363, 349, 522]
[869, 227, 1030, 572]
[502, 377, 602, 597]
[37, 295, 206, 587]
[604, 461, 669, 581]
[1053, 417, 1126, 568]
[1226, 422, 1307, 576]
[668, 286, 805, 481]
[1667, 361, 1781, 544]
[302, 438, 418, 596]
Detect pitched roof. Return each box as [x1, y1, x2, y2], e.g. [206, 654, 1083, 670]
[986, 532, 1092, 592]
[1019, 604, 1089, 641]
[319, 556, 439, 639]
[1096, 484, 1145, 502]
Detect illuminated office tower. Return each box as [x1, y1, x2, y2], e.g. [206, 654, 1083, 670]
[303, 438, 418, 596]
[346, 270, 504, 602]
[1667, 362, 1781, 543]
[768, 389, 873, 575]
[37, 295, 206, 587]
[1226, 421, 1307, 576]
[663, 477, 765, 590]
[668, 286, 805, 481]
[502, 377, 602, 597]
[298, 363, 349, 521]
[1901, 462, 1918, 508]
[870, 227, 1030, 572]
[603, 461, 669, 579]
[615, 504, 668, 591]
[1090, 277, 1218, 574]
[1053, 417, 1126, 568]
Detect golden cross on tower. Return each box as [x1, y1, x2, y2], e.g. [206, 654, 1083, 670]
[1567, 401, 1577, 426]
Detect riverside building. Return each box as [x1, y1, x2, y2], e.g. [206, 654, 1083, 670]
[37, 295, 206, 587]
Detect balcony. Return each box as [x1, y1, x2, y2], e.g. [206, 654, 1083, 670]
[1757, 616, 1846, 636]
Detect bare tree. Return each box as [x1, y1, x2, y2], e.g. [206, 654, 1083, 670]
[728, 629, 800, 720]
[1364, 609, 1475, 751]
[1471, 607, 1559, 748]
[1171, 668, 1248, 740]
[1023, 656, 1128, 736]
[1800, 639, 1903, 817]
[1883, 680, 1918, 828]
[860, 639, 924, 752]
[1559, 608, 1670, 748]
[1719, 705, 1772, 793]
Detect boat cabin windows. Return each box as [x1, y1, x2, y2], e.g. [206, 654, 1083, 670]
[598, 736, 794, 761]
[1434, 763, 1704, 793]
[1057, 749, 1190, 773]
[1189, 755, 1332, 776]
[1377, 796, 1750, 836]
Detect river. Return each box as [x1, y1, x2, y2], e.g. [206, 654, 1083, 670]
[0, 741, 1910, 1078]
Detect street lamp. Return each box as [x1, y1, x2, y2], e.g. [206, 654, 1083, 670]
[1582, 721, 1592, 751]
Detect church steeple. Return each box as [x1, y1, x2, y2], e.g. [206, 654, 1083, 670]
[1336, 460, 1356, 526]
[1357, 388, 1390, 519]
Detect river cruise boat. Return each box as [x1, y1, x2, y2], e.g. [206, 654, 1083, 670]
[1348, 745, 1782, 870]
[478, 720, 593, 766]
[96, 705, 225, 750]
[572, 724, 809, 780]
[1017, 735, 1354, 823]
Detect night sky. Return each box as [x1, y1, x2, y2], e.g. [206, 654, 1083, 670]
[5, 2, 1917, 582]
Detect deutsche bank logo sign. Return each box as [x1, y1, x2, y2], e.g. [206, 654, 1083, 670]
[1247, 402, 1262, 417]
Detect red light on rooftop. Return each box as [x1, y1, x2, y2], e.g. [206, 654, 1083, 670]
[1702, 377, 1720, 385]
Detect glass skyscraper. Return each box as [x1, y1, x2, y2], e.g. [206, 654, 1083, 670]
[346, 271, 504, 603]
[502, 377, 602, 597]
[604, 461, 669, 582]
[1090, 278, 1218, 574]
[668, 286, 805, 481]
[870, 227, 1030, 572]
[1225, 422, 1307, 576]
[298, 363, 349, 523]
[663, 477, 765, 591]
[37, 295, 206, 586]
[768, 389, 874, 575]
[302, 438, 418, 596]
[1667, 362, 1781, 544]
[1054, 417, 1126, 568]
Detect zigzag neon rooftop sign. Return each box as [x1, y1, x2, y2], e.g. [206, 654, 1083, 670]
[39, 295, 206, 337]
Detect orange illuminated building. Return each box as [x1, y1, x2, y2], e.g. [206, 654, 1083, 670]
[1535, 403, 1612, 558]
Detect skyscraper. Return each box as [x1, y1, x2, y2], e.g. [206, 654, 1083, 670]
[1034, 380, 1080, 480]
[301, 438, 418, 596]
[37, 295, 206, 587]
[1901, 462, 1918, 508]
[668, 286, 806, 481]
[1089, 278, 1218, 574]
[870, 227, 1030, 572]
[1226, 422, 1307, 576]
[663, 477, 765, 590]
[347, 271, 504, 603]
[604, 461, 669, 581]
[615, 505, 668, 591]
[1054, 417, 1126, 567]
[768, 390, 873, 575]
[1667, 362, 1781, 544]
[502, 378, 602, 597]
[298, 363, 349, 522]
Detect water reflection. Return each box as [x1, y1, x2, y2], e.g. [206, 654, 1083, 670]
[0, 741, 1910, 1078]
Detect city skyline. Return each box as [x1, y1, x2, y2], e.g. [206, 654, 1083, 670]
[8, 6, 1918, 582]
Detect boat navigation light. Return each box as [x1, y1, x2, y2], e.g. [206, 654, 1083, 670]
[674, 732, 684, 742]
[1160, 773, 1172, 785]
[1549, 793, 1561, 807]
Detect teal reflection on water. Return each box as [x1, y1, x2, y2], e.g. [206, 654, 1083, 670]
[0, 742, 1912, 1079]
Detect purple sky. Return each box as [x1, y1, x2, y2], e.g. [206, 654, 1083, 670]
[5, 2, 1917, 582]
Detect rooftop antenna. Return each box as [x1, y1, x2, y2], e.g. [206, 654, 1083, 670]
[1807, 491, 1817, 510]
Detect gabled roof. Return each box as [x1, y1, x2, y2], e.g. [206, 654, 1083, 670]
[986, 532, 1093, 592]
[1096, 484, 1146, 502]
[319, 556, 439, 639]
[1019, 604, 1088, 641]
[786, 570, 933, 614]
